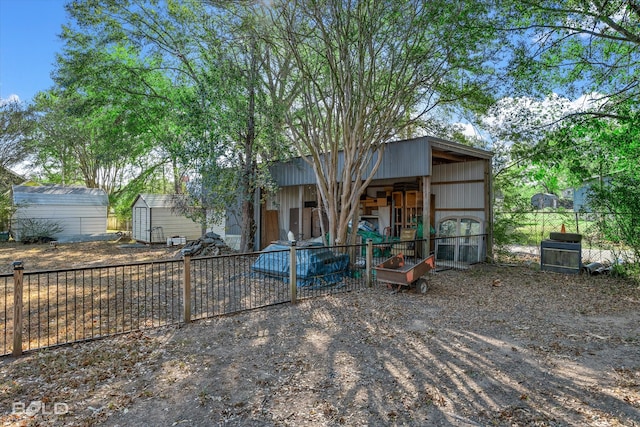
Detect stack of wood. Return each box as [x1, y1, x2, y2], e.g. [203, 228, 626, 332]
[177, 232, 236, 257]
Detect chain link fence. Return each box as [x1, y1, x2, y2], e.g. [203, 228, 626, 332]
[494, 210, 634, 265]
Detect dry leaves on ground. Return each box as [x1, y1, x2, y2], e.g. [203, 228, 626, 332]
[0, 242, 639, 426]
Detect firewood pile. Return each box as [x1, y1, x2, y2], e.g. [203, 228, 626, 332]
[177, 232, 236, 257]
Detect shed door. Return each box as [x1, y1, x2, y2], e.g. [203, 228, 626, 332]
[436, 217, 482, 264]
[133, 207, 150, 242]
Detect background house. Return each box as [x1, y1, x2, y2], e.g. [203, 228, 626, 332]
[573, 177, 613, 212]
[240, 136, 494, 264]
[131, 194, 207, 244]
[531, 193, 559, 209]
[11, 185, 108, 242]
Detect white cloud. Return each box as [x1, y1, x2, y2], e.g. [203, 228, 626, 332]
[457, 122, 481, 139]
[482, 92, 605, 136]
[0, 94, 21, 106]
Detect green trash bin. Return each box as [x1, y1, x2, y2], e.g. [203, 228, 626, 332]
[0, 232, 9, 242]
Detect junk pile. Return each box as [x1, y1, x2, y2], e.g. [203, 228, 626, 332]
[582, 261, 618, 276]
[540, 227, 583, 274]
[178, 232, 236, 257]
[251, 242, 350, 287]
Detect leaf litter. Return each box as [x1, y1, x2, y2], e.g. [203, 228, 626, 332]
[0, 242, 639, 426]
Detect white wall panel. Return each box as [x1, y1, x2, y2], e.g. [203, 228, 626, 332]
[432, 160, 485, 182]
[151, 209, 202, 242]
[12, 205, 107, 241]
[432, 182, 485, 210]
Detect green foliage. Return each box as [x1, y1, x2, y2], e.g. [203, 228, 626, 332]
[588, 175, 640, 264]
[493, 178, 530, 248]
[0, 193, 15, 231]
[497, 0, 640, 106]
[56, 0, 292, 251]
[0, 100, 36, 170]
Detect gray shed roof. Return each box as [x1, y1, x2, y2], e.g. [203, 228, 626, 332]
[12, 185, 108, 206]
[133, 194, 185, 208]
[269, 136, 493, 187]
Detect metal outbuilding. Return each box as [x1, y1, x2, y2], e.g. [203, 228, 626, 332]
[531, 192, 559, 209]
[259, 135, 494, 264]
[11, 185, 108, 242]
[131, 194, 203, 244]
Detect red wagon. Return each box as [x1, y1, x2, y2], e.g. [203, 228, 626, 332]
[373, 253, 436, 294]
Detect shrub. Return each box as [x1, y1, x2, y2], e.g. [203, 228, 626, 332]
[15, 218, 64, 244]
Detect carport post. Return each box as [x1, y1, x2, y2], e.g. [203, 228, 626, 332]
[289, 241, 297, 304]
[183, 255, 191, 323]
[366, 239, 373, 287]
[12, 261, 24, 357]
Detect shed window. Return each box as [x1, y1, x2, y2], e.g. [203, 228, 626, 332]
[436, 217, 483, 264]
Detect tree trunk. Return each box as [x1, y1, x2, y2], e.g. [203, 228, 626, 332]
[239, 38, 258, 253]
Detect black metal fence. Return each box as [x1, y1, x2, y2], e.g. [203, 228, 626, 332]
[1, 237, 483, 357]
[2, 260, 184, 357]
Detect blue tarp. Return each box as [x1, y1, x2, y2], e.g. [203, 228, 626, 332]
[251, 243, 350, 287]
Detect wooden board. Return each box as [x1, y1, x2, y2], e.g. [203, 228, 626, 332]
[262, 210, 280, 249]
[302, 207, 312, 240]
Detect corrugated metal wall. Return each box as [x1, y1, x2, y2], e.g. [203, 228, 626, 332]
[131, 195, 205, 243]
[267, 185, 317, 239]
[12, 205, 107, 241]
[268, 159, 490, 238]
[432, 160, 486, 227]
[151, 209, 202, 242]
[270, 137, 432, 187]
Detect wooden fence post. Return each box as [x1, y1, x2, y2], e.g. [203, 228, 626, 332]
[366, 239, 373, 287]
[290, 241, 297, 304]
[12, 261, 24, 357]
[183, 255, 191, 323]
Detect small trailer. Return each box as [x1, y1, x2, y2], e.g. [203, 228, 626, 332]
[374, 253, 436, 293]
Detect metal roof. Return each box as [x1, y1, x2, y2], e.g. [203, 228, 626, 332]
[270, 136, 493, 187]
[134, 194, 186, 209]
[12, 185, 109, 206]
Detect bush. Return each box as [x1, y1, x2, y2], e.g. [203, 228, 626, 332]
[0, 193, 15, 231]
[15, 218, 64, 244]
[588, 175, 640, 265]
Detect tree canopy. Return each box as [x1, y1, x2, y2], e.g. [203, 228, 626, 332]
[269, 0, 499, 244]
[495, 0, 640, 115]
[6, 0, 639, 262]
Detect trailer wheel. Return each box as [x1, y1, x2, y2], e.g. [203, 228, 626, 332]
[417, 278, 429, 294]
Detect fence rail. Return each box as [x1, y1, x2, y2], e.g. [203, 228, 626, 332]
[1, 236, 483, 357]
[493, 210, 636, 264]
[495, 210, 611, 246]
[107, 216, 131, 232]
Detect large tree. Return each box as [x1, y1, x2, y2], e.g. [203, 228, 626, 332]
[268, 0, 498, 244]
[31, 83, 157, 196]
[0, 99, 35, 177]
[488, 1, 640, 216]
[0, 99, 35, 229]
[496, 0, 640, 116]
[60, 0, 290, 251]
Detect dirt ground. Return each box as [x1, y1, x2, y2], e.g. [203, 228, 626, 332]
[1, 241, 639, 426]
[0, 240, 179, 275]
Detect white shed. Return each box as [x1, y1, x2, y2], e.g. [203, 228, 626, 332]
[131, 194, 203, 243]
[11, 185, 108, 242]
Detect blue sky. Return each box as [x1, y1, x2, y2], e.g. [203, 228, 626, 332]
[0, 0, 68, 103]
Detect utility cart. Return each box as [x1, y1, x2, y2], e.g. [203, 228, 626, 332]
[373, 253, 436, 293]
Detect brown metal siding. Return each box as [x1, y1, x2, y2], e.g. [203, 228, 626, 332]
[270, 137, 433, 187]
